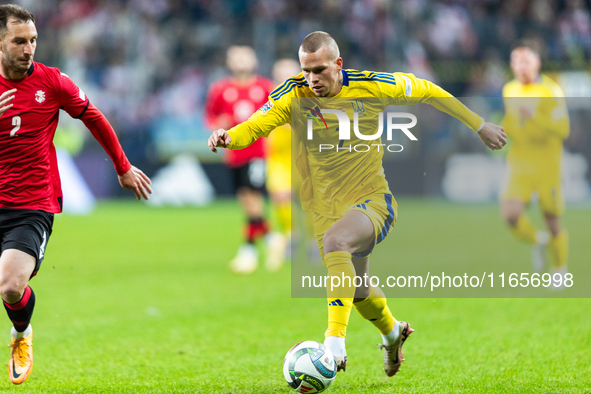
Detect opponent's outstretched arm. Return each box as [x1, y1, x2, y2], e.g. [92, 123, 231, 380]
[58, 73, 152, 200]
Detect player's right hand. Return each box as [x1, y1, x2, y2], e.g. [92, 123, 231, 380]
[478, 122, 507, 151]
[0, 89, 16, 117]
[208, 129, 232, 153]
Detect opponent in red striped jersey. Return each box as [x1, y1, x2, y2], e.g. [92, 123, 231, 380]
[0, 4, 151, 384]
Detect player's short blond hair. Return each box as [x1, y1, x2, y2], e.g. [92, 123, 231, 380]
[0, 4, 35, 39]
[300, 31, 340, 61]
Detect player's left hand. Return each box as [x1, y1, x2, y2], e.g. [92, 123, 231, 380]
[478, 122, 507, 151]
[118, 166, 152, 200]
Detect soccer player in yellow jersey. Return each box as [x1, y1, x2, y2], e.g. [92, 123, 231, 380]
[501, 41, 570, 280]
[208, 31, 506, 376]
[265, 59, 301, 271]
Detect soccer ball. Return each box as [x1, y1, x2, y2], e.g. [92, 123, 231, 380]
[283, 341, 337, 393]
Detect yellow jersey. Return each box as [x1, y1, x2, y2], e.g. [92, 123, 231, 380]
[228, 69, 484, 218]
[267, 124, 291, 165]
[266, 123, 292, 194]
[502, 74, 569, 176]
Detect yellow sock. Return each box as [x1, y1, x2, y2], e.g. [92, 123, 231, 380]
[510, 216, 537, 244]
[325, 251, 355, 338]
[275, 202, 291, 233]
[354, 286, 395, 335]
[549, 229, 568, 268]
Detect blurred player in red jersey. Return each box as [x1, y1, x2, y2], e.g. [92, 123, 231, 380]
[0, 4, 151, 384]
[205, 46, 274, 274]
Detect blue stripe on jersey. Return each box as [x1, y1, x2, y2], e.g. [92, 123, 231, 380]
[347, 71, 394, 78]
[347, 70, 396, 82]
[342, 70, 350, 86]
[348, 77, 397, 85]
[271, 81, 309, 100]
[270, 78, 308, 100]
[376, 193, 396, 244]
[270, 77, 305, 97]
[351, 194, 395, 258]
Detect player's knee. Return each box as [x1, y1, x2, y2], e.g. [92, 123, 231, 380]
[0, 281, 26, 304]
[544, 215, 561, 237]
[323, 231, 351, 254]
[502, 210, 520, 227]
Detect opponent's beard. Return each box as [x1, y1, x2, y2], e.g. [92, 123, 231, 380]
[1, 44, 30, 76]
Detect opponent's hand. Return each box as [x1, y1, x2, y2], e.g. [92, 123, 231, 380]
[208, 128, 232, 153]
[478, 122, 507, 151]
[118, 166, 152, 200]
[0, 89, 16, 117]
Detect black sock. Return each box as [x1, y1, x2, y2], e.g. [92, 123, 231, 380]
[3, 286, 35, 332]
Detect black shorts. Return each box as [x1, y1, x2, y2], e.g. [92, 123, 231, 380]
[0, 209, 54, 278]
[232, 159, 267, 193]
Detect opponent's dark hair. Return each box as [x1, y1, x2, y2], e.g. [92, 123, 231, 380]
[0, 4, 35, 38]
[511, 39, 542, 57]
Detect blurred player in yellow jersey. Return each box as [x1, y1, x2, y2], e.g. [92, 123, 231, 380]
[501, 41, 570, 281]
[266, 58, 322, 271]
[264, 59, 300, 271]
[209, 32, 506, 377]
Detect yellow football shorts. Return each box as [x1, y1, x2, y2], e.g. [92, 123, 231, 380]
[313, 192, 398, 263]
[502, 170, 564, 216]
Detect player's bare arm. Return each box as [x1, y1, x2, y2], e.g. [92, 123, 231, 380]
[0, 89, 16, 117]
[207, 128, 232, 153]
[478, 122, 507, 150]
[118, 166, 152, 201]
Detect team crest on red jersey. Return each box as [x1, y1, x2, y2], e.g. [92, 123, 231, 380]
[35, 90, 46, 103]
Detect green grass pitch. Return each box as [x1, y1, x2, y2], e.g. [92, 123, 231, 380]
[2, 199, 589, 393]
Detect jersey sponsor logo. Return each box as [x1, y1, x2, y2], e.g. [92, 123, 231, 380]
[258, 100, 274, 114]
[35, 90, 45, 103]
[79, 88, 86, 101]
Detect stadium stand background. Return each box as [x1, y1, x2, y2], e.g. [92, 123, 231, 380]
[17, 0, 591, 198]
